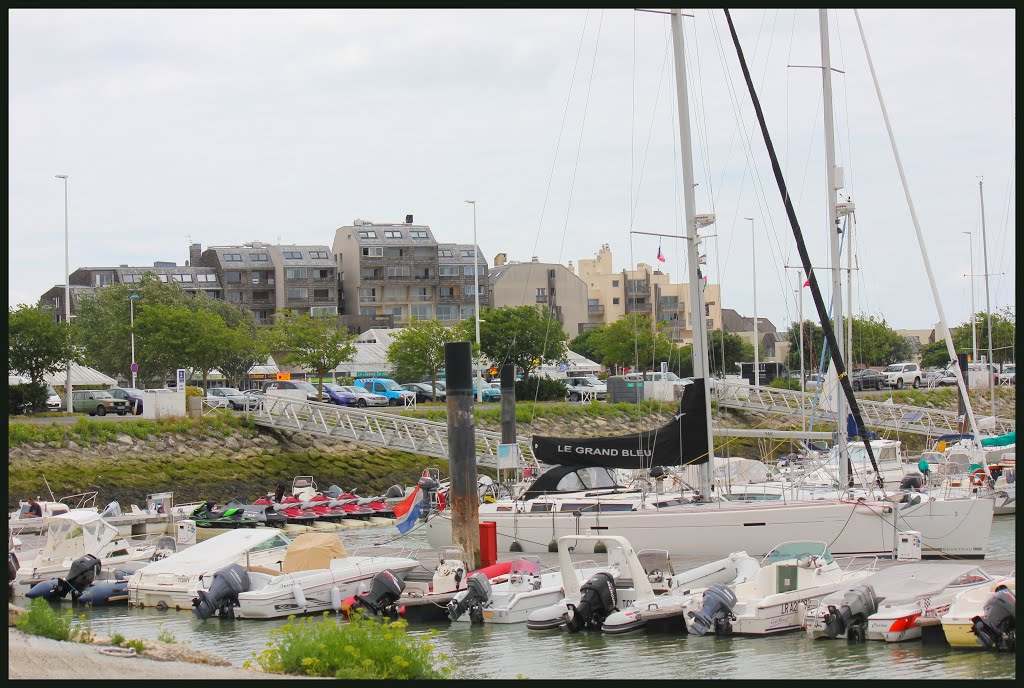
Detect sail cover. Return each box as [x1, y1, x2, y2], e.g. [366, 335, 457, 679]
[531, 379, 709, 469]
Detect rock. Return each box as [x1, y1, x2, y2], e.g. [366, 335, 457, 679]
[115, 434, 134, 445]
[9, 603, 25, 627]
[67, 441, 80, 450]
[223, 437, 241, 450]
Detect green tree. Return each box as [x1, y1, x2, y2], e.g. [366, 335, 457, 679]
[950, 308, 1016, 365]
[591, 313, 677, 373]
[462, 305, 568, 379]
[918, 340, 952, 369]
[9, 305, 80, 408]
[219, 327, 273, 389]
[386, 319, 457, 399]
[846, 314, 914, 366]
[568, 326, 606, 364]
[707, 329, 754, 377]
[273, 312, 357, 398]
[134, 304, 233, 388]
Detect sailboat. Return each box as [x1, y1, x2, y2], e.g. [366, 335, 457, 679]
[425, 9, 994, 560]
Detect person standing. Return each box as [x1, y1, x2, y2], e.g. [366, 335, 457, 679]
[274, 482, 286, 503]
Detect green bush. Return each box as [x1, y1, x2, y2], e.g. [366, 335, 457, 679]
[124, 638, 147, 653]
[246, 613, 453, 679]
[110, 632, 126, 646]
[157, 625, 176, 644]
[16, 598, 78, 641]
[185, 386, 204, 399]
[8, 382, 48, 415]
[515, 376, 567, 402]
[768, 377, 800, 391]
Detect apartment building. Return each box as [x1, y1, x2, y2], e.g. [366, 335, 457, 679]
[576, 244, 722, 344]
[38, 284, 97, 324]
[332, 217, 489, 326]
[195, 242, 336, 325]
[488, 254, 589, 336]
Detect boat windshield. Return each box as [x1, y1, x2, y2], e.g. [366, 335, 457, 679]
[762, 541, 834, 566]
[949, 569, 993, 587]
[509, 557, 541, 575]
[553, 467, 620, 492]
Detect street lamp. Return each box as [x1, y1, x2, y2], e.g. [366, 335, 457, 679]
[465, 200, 482, 402]
[744, 216, 758, 389]
[129, 295, 140, 388]
[55, 174, 71, 411]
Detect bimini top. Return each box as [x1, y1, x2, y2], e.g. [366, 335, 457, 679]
[39, 510, 121, 561]
[136, 528, 291, 577]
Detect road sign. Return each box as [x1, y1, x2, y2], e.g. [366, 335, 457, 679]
[130, 363, 139, 373]
[176, 368, 187, 392]
[276, 372, 291, 381]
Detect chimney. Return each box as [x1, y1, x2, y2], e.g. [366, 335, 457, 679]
[494, 252, 507, 267]
[189, 243, 202, 265]
[531, 256, 539, 262]
[405, 214, 414, 224]
[567, 260, 575, 274]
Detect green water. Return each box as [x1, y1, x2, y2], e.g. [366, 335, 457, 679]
[68, 515, 1016, 680]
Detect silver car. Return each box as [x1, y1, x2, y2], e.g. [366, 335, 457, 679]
[338, 385, 389, 407]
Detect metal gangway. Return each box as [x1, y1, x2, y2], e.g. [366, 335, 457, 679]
[249, 395, 536, 469]
[711, 380, 1014, 437]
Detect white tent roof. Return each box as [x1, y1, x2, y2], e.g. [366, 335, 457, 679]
[41, 363, 117, 388]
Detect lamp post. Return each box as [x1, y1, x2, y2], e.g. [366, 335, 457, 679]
[744, 216, 758, 389]
[962, 230, 977, 363]
[55, 174, 72, 411]
[465, 200, 482, 402]
[129, 295, 140, 389]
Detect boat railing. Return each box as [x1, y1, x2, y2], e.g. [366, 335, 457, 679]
[838, 554, 880, 574]
[349, 544, 422, 563]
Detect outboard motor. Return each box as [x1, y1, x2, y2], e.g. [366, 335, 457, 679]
[351, 569, 406, 621]
[899, 473, 923, 491]
[417, 477, 439, 511]
[447, 573, 493, 623]
[823, 585, 879, 641]
[100, 501, 122, 518]
[384, 484, 405, 499]
[688, 583, 739, 636]
[27, 553, 102, 601]
[971, 587, 1016, 652]
[192, 563, 250, 620]
[326, 484, 343, 499]
[565, 572, 617, 633]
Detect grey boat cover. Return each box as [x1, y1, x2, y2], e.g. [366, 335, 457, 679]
[855, 563, 987, 604]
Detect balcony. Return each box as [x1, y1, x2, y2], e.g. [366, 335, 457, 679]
[410, 294, 432, 302]
[251, 278, 275, 286]
[627, 302, 653, 313]
[625, 284, 651, 296]
[587, 304, 605, 315]
[535, 295, 549, 304]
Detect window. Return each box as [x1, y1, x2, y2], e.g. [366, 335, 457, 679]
[252, 270, 272, 283]
[95, 274, 115, 287]
[464, 265, 482, 277]
[287, 287, 308, 300]
[439, 266, 459, 277]
[387, 266, 410, 278]
[358, 288, 377, 303]
[438, 286, 455, 298]
[386, 247, 404, 258]
[157, 274, 169, 282]
[172, 274, 193, 282]
[360, 268, 382, 280]
[361, 246, 383, 258]
[468, 285, 485, 296]
[223, 253, 242, 262]
[460, 305, 475, 320]
[311, 306, 337, 317]
[460, 249, 474, 257]
[253, 291, 271, 303]
[254, 309, 271, 321]
[436, 304, 457, 321]
[383, 286, 405, 301]
[412, 287, 429, 301]
[197, 273, 217, 282]
[122, 274, 142, 283]
[250, 253, 268, 261]
[205, 290, 219, 298]
[414, 267, 430, 279]
[358, 230, 377, 239]
[612, 297, 620, 305]
[359, 306, 378, 316]
[315, 269, 332, 280]
[385, 306, 403, 317]
[283, 251, 303, 260]
[411, 303, 431, 319]
[313, 289, 330, 300]
[409, 230, 428, 239]
[309, 250, 329, 259]
[384, 230, 403, 239]
[438, 249, 453, 257]
[536, 287, 548, 298]
[226, 291, 244, 303]
[285, 268, 307, 280]
[612, 279, 619, 288]
[225, 272, 242, 283]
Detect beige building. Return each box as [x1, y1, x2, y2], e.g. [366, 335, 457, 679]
[576, 244, 722, 345]
[488, 255, 590, 336]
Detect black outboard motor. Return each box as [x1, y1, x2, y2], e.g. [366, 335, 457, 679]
[384, 484, 405, 499]
[27, 554, 102, 601]
[688, 583, 739, 636]
[971, 587, 1016, 652]
[899, 473, 923, 491]
[823, 585, 879, 641]
[565, 572, 617, 633]
[192, 563, 250, 620]
[447, 572, 493, 623]
[351, 569, 406, 621]
[417, 477, 439, 511]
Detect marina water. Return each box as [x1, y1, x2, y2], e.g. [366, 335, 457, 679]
[68, 516, 1015, 680]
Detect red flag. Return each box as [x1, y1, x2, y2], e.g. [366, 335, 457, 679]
[803, 279, 810, 287]
[657, 245, 666, 263]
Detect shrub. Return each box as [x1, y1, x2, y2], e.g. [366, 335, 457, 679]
[157, 626, 176, 644]
[110, 632, 126, 646]
[246, 613, 453, 679]
[185, 386, 204, 399]
[515, 376, 567, 402]
[16, 598, 78, 641]
[8, 382, 48, 415]
[769, 377, 800, 391]
[124, 638, 147, 653]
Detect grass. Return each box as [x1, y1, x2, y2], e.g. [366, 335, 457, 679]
[157, 626, 176, 644]
[7, 412, 256, 448]
[124, 638, 147, 653]
[110, 632, 126, 646]
[16, 599, 84, 642]
[398, 399, 679, 425]
[245, 613, 453, 679]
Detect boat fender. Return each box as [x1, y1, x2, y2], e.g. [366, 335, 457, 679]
[330, 585, 342, 612]
[292, 582, 307, 608]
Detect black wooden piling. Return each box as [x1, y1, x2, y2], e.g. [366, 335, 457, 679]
[445, 341, 480, 569]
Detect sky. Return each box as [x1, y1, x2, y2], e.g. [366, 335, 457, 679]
[9, 8, 1016, 336]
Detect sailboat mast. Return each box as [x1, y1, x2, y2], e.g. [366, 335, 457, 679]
[847, 218, 854, 361]
[979, 178, 996, 422]
[670, 8, 715, 501]
[820, 9, 849, 488]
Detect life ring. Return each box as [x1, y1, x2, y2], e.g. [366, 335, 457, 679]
[970, 469, 987, 486]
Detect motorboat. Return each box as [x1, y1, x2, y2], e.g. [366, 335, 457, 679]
[396, 546, 513, 623]
[805, 562, 1000, 643]
[602, 550, 761, 635]
[942, 576, 1015, 650]
[192, 533, 419, 620]
[681, 541, 877, 636]
[526, 535, 665, 632]
[447, 556, 561, 625]
[24, 553, 132, 606]
[13, 510, 161, 597]
[127, 528, 292, 611]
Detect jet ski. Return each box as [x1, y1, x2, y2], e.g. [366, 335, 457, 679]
[190, 501, 260, 529]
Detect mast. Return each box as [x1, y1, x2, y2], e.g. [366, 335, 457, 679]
[846, 217, 854, 363]
[820, 9, 849, 489]
[670, 8, 715, 501]
[979, 178, 996, 423]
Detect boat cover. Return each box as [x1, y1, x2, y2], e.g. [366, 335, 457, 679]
[981, 431, 1015, 448]
[283, 533, 347, 573]
[856, 563, 987, 604]
[530, 380, 709, 469]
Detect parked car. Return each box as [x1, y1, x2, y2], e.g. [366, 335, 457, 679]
[881, 362, 922, 389]
[474, 383, 501, 402]
[353, 378, 416, 406]
[931, 370, 959, 387]
[44, 385, 62, 411]
[264, 379, 321, 402]
[565, 376, 608, 401]
[72, 390, 129, 416]
[997, 365, 1015, 386]
[206, 387, 255, 410]
[319, 382, 359, 406]
[337, 385, 389, 408]
[402, 382, 444, 403]
[107, 387, 145, 415]
[850, 369, 884, 391]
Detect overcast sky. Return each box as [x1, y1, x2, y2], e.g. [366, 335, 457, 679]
[9, 8, 1015, 337]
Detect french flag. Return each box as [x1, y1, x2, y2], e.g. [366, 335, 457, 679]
[393, 487, 426, 535]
